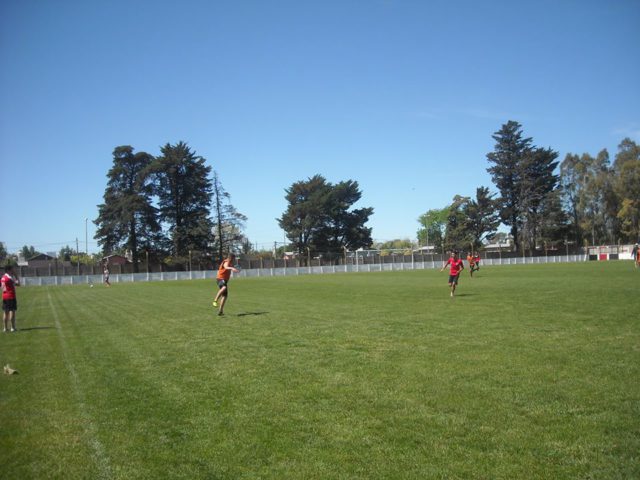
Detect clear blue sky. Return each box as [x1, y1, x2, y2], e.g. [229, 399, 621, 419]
[1, 0, 639, 254]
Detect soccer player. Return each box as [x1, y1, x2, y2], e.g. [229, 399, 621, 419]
[212, 254, 240, 316]
[103, 261, 111, 287]
[466, 252, 476, 277]
[633, 243, 639, 268]
[441, 250, 464, 297]
[473, 253, 481, 273]
[2, 265, 20, 332]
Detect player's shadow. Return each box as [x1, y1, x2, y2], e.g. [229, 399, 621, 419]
[16, 326, 55, 332]
[454, 293, 475, 297]
[236, 311, 269, 317]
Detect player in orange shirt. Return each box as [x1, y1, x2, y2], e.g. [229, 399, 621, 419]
[212, 254, 240, 316]
[472, 253, 481, 274]
[466, 252, 476, 277]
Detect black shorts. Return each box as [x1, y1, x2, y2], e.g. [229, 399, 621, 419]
[448, 274, 460, 285]
[217, 279, 228, 290]
[2, 299, 17, 312]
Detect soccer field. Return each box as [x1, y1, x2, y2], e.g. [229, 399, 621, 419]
[1, 262, 638, 479]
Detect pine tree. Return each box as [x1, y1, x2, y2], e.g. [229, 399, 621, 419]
[486, 121, 533, 252]
[94, 146, 160, 272]
[211, 171, 247, 262]
[149, 142, 214, 258]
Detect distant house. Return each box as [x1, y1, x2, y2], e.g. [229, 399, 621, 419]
[27, 253, 56, 268]
[413, 246, 437, 254]
[103, 254, 130, 266]
[483, 235, 514, 252]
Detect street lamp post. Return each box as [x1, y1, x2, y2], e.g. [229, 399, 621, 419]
[85, 218, 88, 256]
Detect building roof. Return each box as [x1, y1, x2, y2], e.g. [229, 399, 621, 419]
[28, 253, 55, 261]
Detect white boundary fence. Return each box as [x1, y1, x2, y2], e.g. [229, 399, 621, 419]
[21, 254, 590, 286]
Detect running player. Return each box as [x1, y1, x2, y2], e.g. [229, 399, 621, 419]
[441, 250, 465, 297]
[466, 252, 476, 277]
[473, 253, 481, 273]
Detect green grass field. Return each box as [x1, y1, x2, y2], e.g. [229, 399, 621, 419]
[1, 262, 638, 479]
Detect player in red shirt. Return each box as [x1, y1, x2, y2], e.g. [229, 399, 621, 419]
[212, 254, 240, 316]
[2, 265, 20, 332]
[440, 250, 465, 297]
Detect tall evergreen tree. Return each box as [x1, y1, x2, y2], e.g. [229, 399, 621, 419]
[150, 142, 214, 257]
[211, 171, 247, 262]
[486, 121, 533, 252]
[519, 146, 559, 251]
[538, 189, 570, 249]
[94, 146, 160, 272]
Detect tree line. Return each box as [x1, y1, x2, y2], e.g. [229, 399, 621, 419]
[3, 122, 638, 269]
[94, 142, 246, 272]
[417, 121, 640, 254]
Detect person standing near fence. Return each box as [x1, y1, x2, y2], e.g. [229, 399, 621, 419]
[634, 243, 640, 268]
[441, 251, 465, 297]
[103, 261, 111, 286]
[2, 265, 20, 332]
[213, 254, 240, 316]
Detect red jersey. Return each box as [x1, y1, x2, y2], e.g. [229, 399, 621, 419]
[1, 274, 17, 300]
[446, 257, 464, 275]
[216, 260, 233, 281]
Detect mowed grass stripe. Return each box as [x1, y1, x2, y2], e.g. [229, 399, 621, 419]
[0, 287, 104, 479]
[46, 289, 113, 480]
[1, 262, 639, 479]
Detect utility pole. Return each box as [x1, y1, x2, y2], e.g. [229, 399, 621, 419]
[85, 218, 88, 256]
[76, 237, 80, 275]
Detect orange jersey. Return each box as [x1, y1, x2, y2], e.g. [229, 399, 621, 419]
[467, 255, 475, 266]
[217, 260, 233, 281]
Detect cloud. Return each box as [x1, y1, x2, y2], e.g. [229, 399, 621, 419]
[413, 107, 528, 122]
[611, 124, 640, 141]
[459, 108, 524, 122]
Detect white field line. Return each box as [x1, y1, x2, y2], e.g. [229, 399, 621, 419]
[47, 289, 113, 480]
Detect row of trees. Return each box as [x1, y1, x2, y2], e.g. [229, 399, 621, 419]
[4, 123, 637, 269]
[561, 138, 640, 246]
[416, 121, 640, 254]
[94, 142, 246, 272]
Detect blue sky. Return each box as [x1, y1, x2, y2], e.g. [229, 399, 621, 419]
[1, 0, 639, 254]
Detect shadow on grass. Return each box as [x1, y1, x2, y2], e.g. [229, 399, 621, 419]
[16, 326, 55, 332]
[236, 311, 269, 317]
